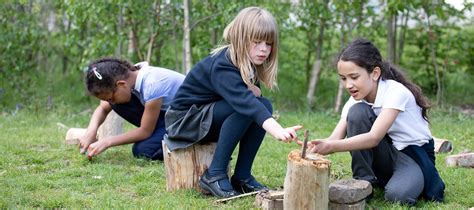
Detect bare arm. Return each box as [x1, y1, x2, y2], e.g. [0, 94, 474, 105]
[262, 118, 302, 142]
[87, 98, 163, 157]
[79, 101, 112, 153]
[309, 108, 400, 155]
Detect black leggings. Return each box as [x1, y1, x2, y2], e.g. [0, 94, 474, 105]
[204, 97, 272, 180]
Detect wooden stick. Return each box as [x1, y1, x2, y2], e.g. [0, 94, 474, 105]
[214, 191, 261, 204]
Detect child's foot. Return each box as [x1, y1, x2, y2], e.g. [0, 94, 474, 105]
[199, 170, 239, 198]
[231, 175, 268, 193]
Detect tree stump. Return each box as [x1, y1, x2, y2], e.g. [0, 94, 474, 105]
[284, 150, 331, 210]
[162, 141, 219, 192]
[97, 110, 123, 140]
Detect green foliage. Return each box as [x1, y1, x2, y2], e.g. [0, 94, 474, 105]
[0, 1, 472, 112]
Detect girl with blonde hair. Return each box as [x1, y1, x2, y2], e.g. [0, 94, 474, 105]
[165, 7, 301, 198]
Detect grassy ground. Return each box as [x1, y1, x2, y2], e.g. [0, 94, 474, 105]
[0, 107, 472, 208]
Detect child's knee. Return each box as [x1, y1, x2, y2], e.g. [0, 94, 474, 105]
[347, 103, 375, 124]
[384, 185, 418, 205]
[132, 141, 164, 160]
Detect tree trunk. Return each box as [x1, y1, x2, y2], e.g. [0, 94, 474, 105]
[387, 13, 397, 63]
[162, 141, 221, 192]
[284, 150, 331, 210]
[183, 0, 192, 73]
[146, 0, 162, 63]
[306, 2, 327, 109]
[424, 9, 442, 106]
[397, 10, 409, 64]
[334, 80, 345, 113]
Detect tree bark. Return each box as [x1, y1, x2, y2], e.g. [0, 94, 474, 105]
[387, 13, 397, 63]
[424, 8, 442, 106]
[334, 80, 345, 113]
[163, 141, 221, 192]
[397, 10, 409, 64]
[183, 0, 192, 73]
[284, 150, 331, 210]
[306, 0, 328, 109]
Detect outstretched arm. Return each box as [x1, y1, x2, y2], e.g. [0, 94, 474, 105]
[262, 118, 302, 142]
[309, 108, 400, 155]
[87, 98, 163, 158]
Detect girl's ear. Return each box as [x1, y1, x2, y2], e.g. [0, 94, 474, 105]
[116, 80, 127, 87]
[371, 67, 381, 81]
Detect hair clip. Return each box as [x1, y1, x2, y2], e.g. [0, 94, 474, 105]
[92, 67, 102, 80]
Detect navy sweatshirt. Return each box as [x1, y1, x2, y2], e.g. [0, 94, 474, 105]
[170, 48, 272, 126]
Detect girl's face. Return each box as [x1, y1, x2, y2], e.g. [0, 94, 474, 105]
[337, 60, 380, 103]
[249, 40, 272, 65]
[95, 81, 132, 104]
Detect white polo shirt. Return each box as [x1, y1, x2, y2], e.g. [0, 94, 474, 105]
[341, 79, 432, 150]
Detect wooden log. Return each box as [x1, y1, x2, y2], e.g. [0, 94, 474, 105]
[284, 150, 331, 210]
[255, 190, 284, 210]
[65, 128, 87, 145]
[445, 153, 474, 168]
[97, 110, 123, 140]
[434, 137, 453, 153]
[66, 111, 123, 145]
[162, 141, 219, 192]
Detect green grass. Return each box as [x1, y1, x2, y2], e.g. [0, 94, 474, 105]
[0, 107, 472, 208]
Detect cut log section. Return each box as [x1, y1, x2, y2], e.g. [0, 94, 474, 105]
[255, 190, 284, 210]
[284, 150, 331, 210]
[445, 153, 474, 168]
[434, 137, 453, 153]
[65, 128, 87, 145]
[162, 141, 220, 192]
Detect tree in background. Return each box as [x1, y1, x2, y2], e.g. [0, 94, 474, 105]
[0, 0, 472, 112]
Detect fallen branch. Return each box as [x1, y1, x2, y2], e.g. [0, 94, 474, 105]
[214, 191, 261, 204]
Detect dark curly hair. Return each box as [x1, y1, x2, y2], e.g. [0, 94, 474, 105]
[85, 58, 139, 96]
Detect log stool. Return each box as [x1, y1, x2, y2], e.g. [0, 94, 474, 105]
[162, 140, 220, 192]
[284, 151, 331, 210]
[328, 179, 372, 210]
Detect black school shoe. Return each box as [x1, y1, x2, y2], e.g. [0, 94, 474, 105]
[199, 170, 240, 198]
[231, 175, 269, 193]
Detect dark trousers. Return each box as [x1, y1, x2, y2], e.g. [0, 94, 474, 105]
[347, 103, 398, 186]
[347, 103, 425, 205]
[204, 97, 272, 180]
[111, 92, 165, 160]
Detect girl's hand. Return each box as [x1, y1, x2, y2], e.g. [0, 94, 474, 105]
[308, 140, 333, 155]
[78, 133, 97, 154]
[276, 125, 303, 143]
[87, 139, 112, 159]
[248, 84, 261, 97]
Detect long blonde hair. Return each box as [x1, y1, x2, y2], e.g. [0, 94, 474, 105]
[211, 7, 279, 90]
